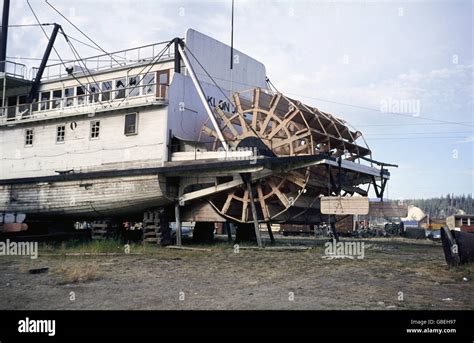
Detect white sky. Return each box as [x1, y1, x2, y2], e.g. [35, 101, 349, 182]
[6, 0, 474, 200]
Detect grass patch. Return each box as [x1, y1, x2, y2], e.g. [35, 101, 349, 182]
[37, 239, 231, 262]
[54, 264, 100, 284]
[40, 239, 143, 255]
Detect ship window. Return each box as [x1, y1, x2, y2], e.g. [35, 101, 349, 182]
[56, 125, 66, 143]
[7, 95, 17, 106]
[25, 128, 34, 146]
[142, 73, 155, 95]
[89, 83, 100, 103]
[124, 113, 137, 135]
[31, 93, 39, 112]
[157, 70, 169, 99]
[64, 88, 74, 107]
[52, 90, 62, 109]
[128, 76, 139, 97]
[90, 120, 100, 139]
[115, 78, 126, 99]
[7, 96, 17, 117]
[101, 81, 112, 101]
[462, 218, 469, 225]
[18, 95, 30, 117]
[159, 74, 168, 85]
[40, 91, 50, 111]
[77, 86, 86, 106]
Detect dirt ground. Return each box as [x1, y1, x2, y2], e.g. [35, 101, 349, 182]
[0, 235, 473, 310]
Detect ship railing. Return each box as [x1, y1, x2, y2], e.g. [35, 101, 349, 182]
[0, 60, 29, 79]
[0, 83, 168, 124]
[35, 41, 174, 81]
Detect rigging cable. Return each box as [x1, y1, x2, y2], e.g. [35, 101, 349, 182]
[44, 0, 124, 67]
[114, 41, 173, 108]
[26, 1, 108, 106]
[8, 23, 54, 27]
[64, 34, 128, 62]
[59, 28, 110, 107]
[195, 73, 473, 128]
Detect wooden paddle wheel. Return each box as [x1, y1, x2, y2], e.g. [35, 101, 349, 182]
[199, 88, 372, 223]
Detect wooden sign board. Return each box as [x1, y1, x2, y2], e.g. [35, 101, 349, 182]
[320, 196, 369, 215]
[369, 201, 408, 218]
[368, 201, 408, 217]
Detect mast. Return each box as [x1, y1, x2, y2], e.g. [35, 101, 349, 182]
[28, 24, 61, 103]
[0, 0, 10, 72]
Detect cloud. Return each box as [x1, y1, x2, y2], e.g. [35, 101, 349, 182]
[455, 135, 474, 144]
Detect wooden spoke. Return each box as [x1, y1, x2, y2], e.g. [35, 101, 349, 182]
[256, 183, 270, 220]
[259, 93, 282, 135]
[241, 189, 249, 222]
[268, 180, 290, 207]
[272, 130, 311, 149]
[221, 190, 235, 213]
[215, 107, 239, 137]
[266, 108, 299, 140]
[233, 93, 249, 134]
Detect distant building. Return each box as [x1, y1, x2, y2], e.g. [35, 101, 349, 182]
[446, 214, 474, 233]
[402, 220, 419, 229]
[419, 216, 445, 230]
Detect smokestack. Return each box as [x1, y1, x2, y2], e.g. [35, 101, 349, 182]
[0, 0, 10, 72]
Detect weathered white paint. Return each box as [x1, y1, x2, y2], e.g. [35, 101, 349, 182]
[168, 73, 233, 142]
[167, 30, 268, 146]
[0, 60, 174, 125]
[0, 107, 167, 179]
[185, 28, 267, 92]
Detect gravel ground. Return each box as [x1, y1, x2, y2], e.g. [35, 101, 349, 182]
[0, 236, 472, 310]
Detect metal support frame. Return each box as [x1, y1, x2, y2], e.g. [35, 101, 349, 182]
[28, 24, 61, 103]
[176, 39, 229, 151]
[175, 202, 182, 246]
[1, 76, 5, 109]
[370, 167, 388, 200]
[266, 222, 275, 244]
[173, 38, 181, 74]
[242, 173, 263, 248]
[0, 0, 10, 73]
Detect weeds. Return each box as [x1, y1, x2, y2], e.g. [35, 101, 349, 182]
[54, 264, 99, 284]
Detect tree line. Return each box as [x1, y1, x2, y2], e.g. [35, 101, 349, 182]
[404, 194, 473, 219]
